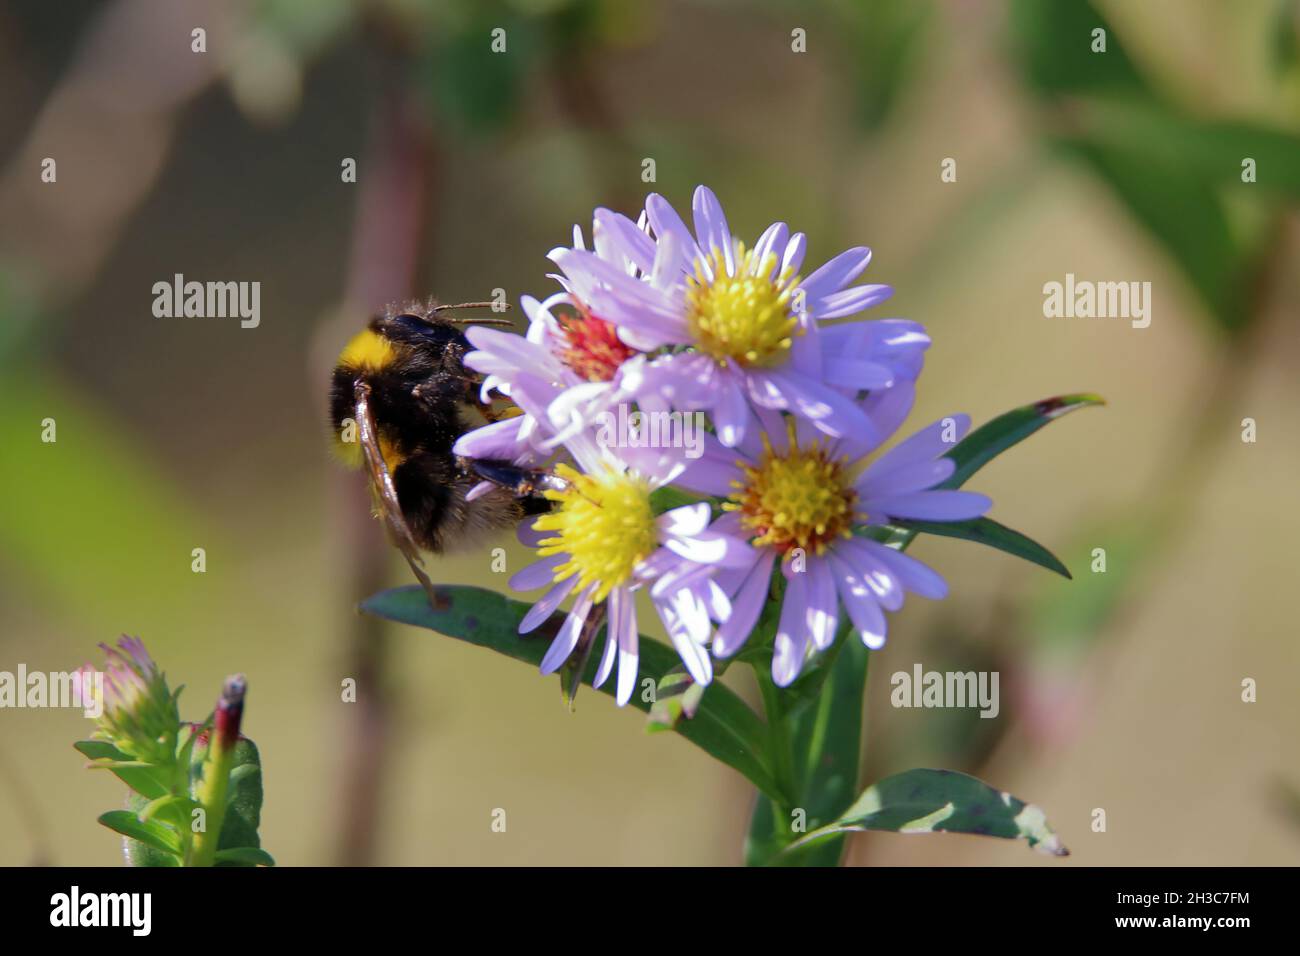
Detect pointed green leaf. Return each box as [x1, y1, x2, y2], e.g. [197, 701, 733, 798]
[74, 740, 170, 800]
[361, 584, 780, 800]
[878, 395, 1102, 560]
[789, 768, 1069, 857]
[213, 846, 276, 867]
[136, 794, 191, 826]
[892, 517, 1071, 578]
[941, 394, 1105, 490]
[97, 810, 181, 859]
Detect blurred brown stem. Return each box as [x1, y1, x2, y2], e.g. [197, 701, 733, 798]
[333, 49, 437, 867]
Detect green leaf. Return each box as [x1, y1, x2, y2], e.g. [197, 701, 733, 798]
[426, 14, 540, 136]
[121, 729, 266, 866]
[646, 664, 707, 733]
[892, 517, 1071, 579]
[1274, 0, 1300, 76]
[1008, 0, 1149, 99]
[1055, 137, 1252, 333]
[74, 740, 170, 800]
[361, 584, 780, 800]
[136, 794, 191, 826]
[648, 485, 703, 515]
[213, 846, 276, 867]
[942, 393, 1105, 490]
[1068, 100, 1300, 200]
[878, 394, 1102, 560]
[788, 768, 1069, 857]
[840, 0, 934, 132]
[97, 810, 181, 860]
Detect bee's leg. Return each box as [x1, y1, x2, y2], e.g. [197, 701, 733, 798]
[355, 381, 446, 610]
[461, 458, 568, 498]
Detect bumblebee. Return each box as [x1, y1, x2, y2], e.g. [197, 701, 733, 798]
[329, 300, 552, 598]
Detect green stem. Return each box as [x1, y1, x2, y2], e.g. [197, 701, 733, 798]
[756, 669, 800, 825]
[187, 676, 245, 867]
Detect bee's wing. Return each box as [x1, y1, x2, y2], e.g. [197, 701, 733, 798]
[353, 380, 443, 608]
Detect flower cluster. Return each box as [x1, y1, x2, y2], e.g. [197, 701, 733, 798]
[455, 186, 990, 704]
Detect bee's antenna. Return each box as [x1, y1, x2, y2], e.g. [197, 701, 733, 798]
[433, 301, 510, 312]
[432, 301, 514, 327]
[447, 317, 516, 327]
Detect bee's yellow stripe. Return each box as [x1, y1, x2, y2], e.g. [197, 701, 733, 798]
[332, 427, 406, 474]
[339, 328, 398, 372]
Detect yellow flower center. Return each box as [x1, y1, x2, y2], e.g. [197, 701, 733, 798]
[725, 422, 857, 555]
[685, 243, 800, 368]
[534, 464, 658, 602]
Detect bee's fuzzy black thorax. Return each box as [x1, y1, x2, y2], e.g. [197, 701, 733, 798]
[330, 301, 546, 554]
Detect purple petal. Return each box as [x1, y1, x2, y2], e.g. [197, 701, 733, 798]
[782, 232, 807, 275]
[712, 374, 752, 447]
[678, 445, 744, 497]
[799, 247, 872, 302]
[834, 538, 904, 611]
[855, 457, 956, 497]
[691, 186, 734, 273]
[509, 555, 565, 592]
[828, 552, 888, 649]
[871, 490, 992, 522]
[518, 576, 577, 633]
[857, 538, 949, 599]
[539, 586, 595, 674]
[714, 550, 776, 657]
[616, 599, 640, 706]
[804, 558, 839, 651]
[860, 380, 916, 446]
[864, 414, 971, 478]
[656, 502, 710, 537]
[772, 570, 809, 686]
[658, 589, 714, 685]
[645, 193, 699, 270]
[752, 221, 790, 273]
[593, 587, 624, 689]
[664, 529, 754, 568]
[823, 357, 895, 391]
[593, 208, 656, 274]
[813, 284, 893, 319]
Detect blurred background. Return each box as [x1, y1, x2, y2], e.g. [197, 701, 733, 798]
[1, 0, 1298, 866]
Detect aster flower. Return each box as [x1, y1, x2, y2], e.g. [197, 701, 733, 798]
[677, 405, 992, 686]
[508, 434, 751, 705]
[548, 186, 925, 448]
[453, 215, 657, 471]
